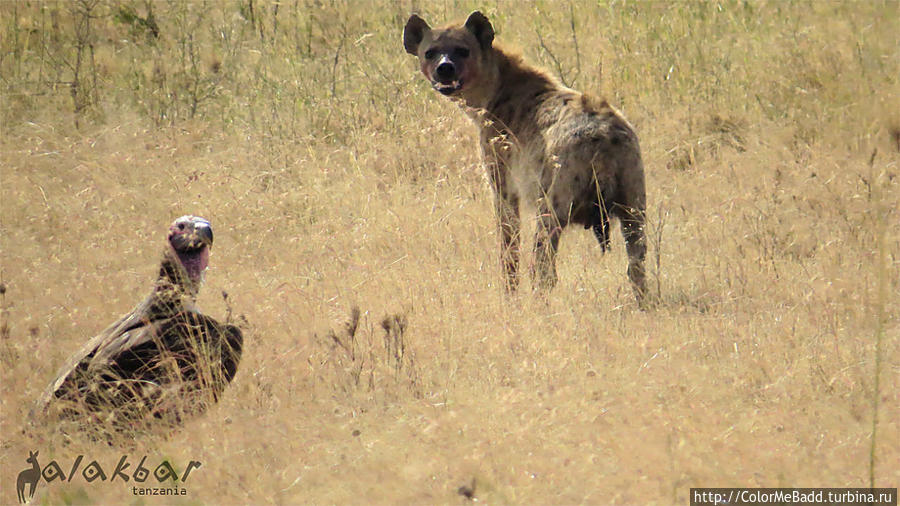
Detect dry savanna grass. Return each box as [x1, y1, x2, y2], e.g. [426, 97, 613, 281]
[1, 1, 898, 504]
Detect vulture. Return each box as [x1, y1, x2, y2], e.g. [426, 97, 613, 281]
[35, 215, 243, 426]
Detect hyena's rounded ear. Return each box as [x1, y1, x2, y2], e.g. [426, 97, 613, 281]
[465, 11, 494, 49]
[403, 14, 431, 55]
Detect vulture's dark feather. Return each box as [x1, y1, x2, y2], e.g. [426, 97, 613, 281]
[35, 216, 242, 426]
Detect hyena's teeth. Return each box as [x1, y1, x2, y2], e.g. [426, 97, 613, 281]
[435, 80, 462, 95]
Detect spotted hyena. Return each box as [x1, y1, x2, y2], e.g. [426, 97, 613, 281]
[404, 11, 647, 305]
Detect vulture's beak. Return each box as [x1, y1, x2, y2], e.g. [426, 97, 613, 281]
[194, 220, 213, 248]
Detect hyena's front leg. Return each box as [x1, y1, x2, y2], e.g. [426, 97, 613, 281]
[532, 199, 564, 290]
[487, 161, 521, 292]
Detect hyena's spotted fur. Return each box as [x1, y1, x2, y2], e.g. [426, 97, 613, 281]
[404, 11, 647, 306]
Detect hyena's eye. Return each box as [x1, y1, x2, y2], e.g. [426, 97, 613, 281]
[454, 47, 470, 58]
[424, 49, 437, 60]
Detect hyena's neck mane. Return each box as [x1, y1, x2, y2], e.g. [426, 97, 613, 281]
[491, 45, 559, 93]
[469, 45, 570, 140]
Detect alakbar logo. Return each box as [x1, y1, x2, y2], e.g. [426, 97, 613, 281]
[15, 450, 201, 504]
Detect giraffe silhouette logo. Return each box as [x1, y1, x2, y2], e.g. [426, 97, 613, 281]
[16, 450, 40, 504]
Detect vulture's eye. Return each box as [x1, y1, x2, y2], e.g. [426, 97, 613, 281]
[178, 223, 186, 230]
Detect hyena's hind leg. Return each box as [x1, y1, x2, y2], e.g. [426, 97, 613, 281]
[533, 177, 577, 291]
[621, 206, 647, 306]
[607, 132, 648, 307]
[613, 172, 647, 306]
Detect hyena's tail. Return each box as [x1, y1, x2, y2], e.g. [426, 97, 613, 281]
[588, 199, 611, 252]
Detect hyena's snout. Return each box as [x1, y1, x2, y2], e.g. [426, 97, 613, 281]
[429, 54, 465, 95]
[435, 57, 456, 80]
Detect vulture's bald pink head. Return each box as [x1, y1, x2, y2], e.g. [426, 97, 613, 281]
[166, 215, 213, 284]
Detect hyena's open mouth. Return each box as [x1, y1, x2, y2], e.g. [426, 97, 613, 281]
[433, 79, 463, 95]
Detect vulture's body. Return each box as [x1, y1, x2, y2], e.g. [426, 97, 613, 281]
[36, 216, 242, 425]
